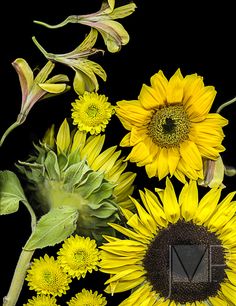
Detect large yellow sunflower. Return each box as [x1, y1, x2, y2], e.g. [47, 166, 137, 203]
[116, 69, 228, 182]
[100, 178, 236, 305]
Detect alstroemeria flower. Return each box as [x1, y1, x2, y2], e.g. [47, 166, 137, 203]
[32, 29, 107, 95]
[0, 59, 69, 146]
[34, 0, 137, 53]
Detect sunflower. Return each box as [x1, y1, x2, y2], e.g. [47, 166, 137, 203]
[57, 234, 100, 279]
[17, 119, 136, 243]
[116, 69, 228, 183]
[100, 178, 236, 305]
[67, 289, 107, 306]
[23, 295, 59, 306]
[71, 91, 115, 135]
[25, 254, 71, 296]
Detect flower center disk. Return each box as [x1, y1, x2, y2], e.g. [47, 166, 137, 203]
[148, 104, 190, 148]
[143, 220, 226, 303]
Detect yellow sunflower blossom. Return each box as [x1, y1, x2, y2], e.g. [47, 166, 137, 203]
[100, 178, 236, 305]
[23, 295, 59, 306]
[67, 289, 107, 306]
[57, 234, 100, 279]
[71, 91, 115, 135]
[25, 254, 71, 296]
[116, 69, 228, 183]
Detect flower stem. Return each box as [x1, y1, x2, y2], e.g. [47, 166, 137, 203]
[216, 96, 236, 114]
[3, 248, 35, 306]
[2, 200, 37, 306]
[0, 121, 20, 147]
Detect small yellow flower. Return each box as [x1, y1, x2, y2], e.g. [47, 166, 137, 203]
[71, 91, 115, 135]
[23, 295, 59, 306]
[57, 235, 100, 279]
[67, 289, 107, 306]
[25, 254, 71, 296]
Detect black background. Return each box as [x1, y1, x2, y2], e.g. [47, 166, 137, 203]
[1, 1, 236, 305]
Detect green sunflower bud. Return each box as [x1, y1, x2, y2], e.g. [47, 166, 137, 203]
[17, 119, 136, 244]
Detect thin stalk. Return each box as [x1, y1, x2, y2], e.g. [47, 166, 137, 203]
[0, 121, 20, 147]
[216, 96, 236, 114]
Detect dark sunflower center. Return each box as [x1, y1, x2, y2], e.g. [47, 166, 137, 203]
[148, 104, 190, 148]
[143, 220, 226, 304]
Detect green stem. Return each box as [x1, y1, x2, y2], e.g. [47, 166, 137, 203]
[2, 248, 35, 306]
[0, 121, 21, 147]
[2, 201, 37, 306]
[216, 96, 236, 114]
[33, 15, 79, 29]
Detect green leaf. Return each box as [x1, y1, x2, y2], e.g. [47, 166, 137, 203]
[0, 170, 27, 215]
[24, 206, 79, 250]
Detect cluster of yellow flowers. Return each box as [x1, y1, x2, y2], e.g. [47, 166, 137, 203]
[1, 1, 236, 306]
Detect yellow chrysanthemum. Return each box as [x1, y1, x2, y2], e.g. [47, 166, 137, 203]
[116, 69, 228, 183]
[100, 178, 236, 305]
[67, 289, 107, 306]
[71, 91, 115, 135]
[25, 254, 71, 296]
[57, 234, 100, 279]
[23, 295, 59, 306]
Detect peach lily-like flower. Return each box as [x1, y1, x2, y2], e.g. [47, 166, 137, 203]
[33, 0, 137, 53]
[0, 59, 69, 146]
[32, 29, 107, 95]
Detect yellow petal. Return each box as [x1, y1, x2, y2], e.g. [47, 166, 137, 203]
[130, 196, 157, 234]
[116, 100, 151, 126]
[71, 130, 87, 153]
[193, 187, 222, 224]
[38, 83, 67, 93]
[80, 134, 105, 165]
[207, 192, 236, 231]
[120, 132, 131, 146]
[139, 84, 160, 109]
[157, 148, 170, 180]
[12, 58, 34, 99]
[56, 119, 70, 152]
[141, 189, 168, 228]
[180, 140, 202, 170]
[150, 70, 168, 105]
[91, 146, 117, 171]
[163, 177, 180, 223]
[182, 73, 204, 105]
[221, 282, 236, 304]
[166, 68, 184, 103]
[186, 86, 217, 122]
[168, 147, 180, 176]
[179, 180, 198, 221]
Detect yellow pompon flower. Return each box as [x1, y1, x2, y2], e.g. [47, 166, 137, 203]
[67, 289, 107, 306]
[25, 254, 71, 296]
[23, 295, 59, 306]
[71, 91, 115, 135]
[57, 235, 100, 279]
[100, 178, 236, 305]
[116, 69, 228, 183]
